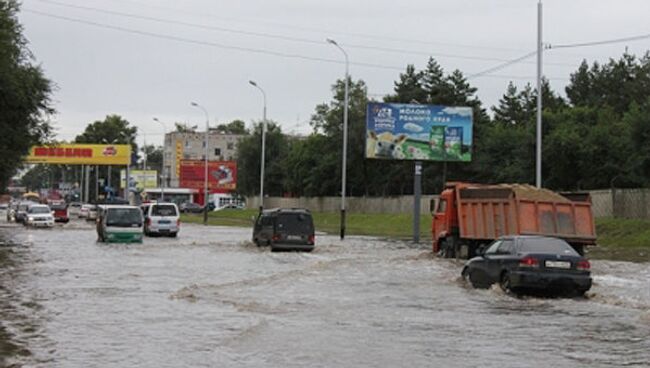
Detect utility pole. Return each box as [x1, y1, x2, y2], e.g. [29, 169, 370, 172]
[536, 0, 543, 188]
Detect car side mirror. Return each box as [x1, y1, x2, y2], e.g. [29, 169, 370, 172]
[429, 199, 436, 216]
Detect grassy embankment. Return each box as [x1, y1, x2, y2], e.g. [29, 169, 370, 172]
[589, 218, 650, 262]
[181, 211, 650, 261]
[180, 209, 433, 240]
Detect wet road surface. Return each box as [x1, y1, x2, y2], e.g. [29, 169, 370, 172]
[1, 216, 649, 367]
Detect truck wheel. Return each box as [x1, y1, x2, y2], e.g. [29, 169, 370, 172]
[441, 239, 455, 258]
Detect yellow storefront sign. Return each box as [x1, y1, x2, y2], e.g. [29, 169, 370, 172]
[26, 144, 132, 165]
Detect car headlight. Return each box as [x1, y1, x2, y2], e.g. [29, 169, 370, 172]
[27, 216, 34, 222]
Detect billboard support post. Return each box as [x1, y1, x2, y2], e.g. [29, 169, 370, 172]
[84, 165, 90, 204]
[95, 165, 99, 202]
[413, 161, 422, 244]
[124, 165, 129, 201]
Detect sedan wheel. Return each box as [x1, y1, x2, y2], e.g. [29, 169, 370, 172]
[500, 272, 512, 293]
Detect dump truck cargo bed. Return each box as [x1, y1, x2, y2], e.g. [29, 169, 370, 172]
[456, 184, 596, 244]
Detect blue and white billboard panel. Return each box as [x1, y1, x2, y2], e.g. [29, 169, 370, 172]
[366, 102, 473, 162]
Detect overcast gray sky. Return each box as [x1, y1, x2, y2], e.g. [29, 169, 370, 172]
[19, 0, 650, 148]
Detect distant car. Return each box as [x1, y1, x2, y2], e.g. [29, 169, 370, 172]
[87, 205, 99, 221]
[6, 202, 18, 222]
[143, 202, 180, 237]
[15, 201, 36, 224]
[79, 204, 92, 219]
[180, 202, 204, 214]
[253, 208, 315, 252]
[68, 202, 82, 217]
[25, 204, 54, 228]
[215, 203, 245, 211]
[0, 203, 8, 210]
[461, 235, 592, 296]
[49, 201, 69, 223]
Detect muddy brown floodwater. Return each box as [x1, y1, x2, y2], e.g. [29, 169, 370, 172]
[1, 216, 649, 367]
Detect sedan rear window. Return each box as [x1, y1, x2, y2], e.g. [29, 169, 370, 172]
[152, 205, 178, 216]
[519, 238, 578, 255]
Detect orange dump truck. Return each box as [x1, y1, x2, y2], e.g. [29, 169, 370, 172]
[431, 182, 596, 258]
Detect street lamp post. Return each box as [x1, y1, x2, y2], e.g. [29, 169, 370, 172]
[327, 38, 350, 240]
[191, 102, 210, 225]
[249, 80, 267, 213]
[153, 117, 168, 201]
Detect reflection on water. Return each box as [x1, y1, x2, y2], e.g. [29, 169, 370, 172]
[0, 219, 649, 367]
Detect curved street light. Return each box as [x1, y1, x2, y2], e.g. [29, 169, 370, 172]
[327, 38, 350, 240]
[190, 102, 210, 225]
[249, 80, 267, 213]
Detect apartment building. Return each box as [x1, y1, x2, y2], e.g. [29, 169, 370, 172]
[162, 131, 245, 188]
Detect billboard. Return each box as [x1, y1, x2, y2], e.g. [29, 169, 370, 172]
[366, 103, 473, 162]
[179, 160, 237, 192]
[26, 144, 132, 165]
[120, 170, 158, 190]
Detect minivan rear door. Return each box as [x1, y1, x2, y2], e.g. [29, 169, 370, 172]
[276, 213, 313, 243]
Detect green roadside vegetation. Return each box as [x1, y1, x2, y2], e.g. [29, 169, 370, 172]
[180, 209, 433, 240]
[181, 211, 650, 261]
[588, 218, 650, 262]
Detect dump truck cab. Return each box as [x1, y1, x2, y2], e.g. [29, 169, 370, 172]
[432, 183, 462, 253]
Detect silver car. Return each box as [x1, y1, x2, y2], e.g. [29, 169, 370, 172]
[143, 203, 180, 237]
[25, 204, 54, 228]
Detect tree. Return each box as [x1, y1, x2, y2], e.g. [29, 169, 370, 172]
[75, 115, 138, 196]
[174, 122, 197, 133]
[565, 52, 650, 114]
[215, 119, 248, 135]
[75, 114, 138, 148]
[236, 121, 288, 196]
[492, 82, 525, 125]
[0, 0, 54, 190]
[384, 64, 427, 104]
[141, 145, 163, 173]
[624, 99, 650, 186]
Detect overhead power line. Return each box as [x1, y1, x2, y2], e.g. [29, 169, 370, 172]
[102, 0, 533, 54]
[548, 33, 650, 49]
[23, 9, 404, 71]
[468, 51, 538, 79]
[33, 0, 576, 67]
[22, 8, 568, 81]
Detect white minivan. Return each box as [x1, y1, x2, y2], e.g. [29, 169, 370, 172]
[142, 202, 180, 237]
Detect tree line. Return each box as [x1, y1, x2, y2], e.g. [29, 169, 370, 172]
[4, 0, 650, 197]
[236, 53, 650, 197]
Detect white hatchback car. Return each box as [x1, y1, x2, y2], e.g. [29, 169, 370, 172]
[143, 203, 180, 237]
[79, 204, 92, 218]
[25, 204, 54, 228]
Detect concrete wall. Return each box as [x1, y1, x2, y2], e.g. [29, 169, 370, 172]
[247, 195, 438, 215]
[248, 188, 649, 219]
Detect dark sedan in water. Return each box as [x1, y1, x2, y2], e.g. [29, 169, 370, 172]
[462, 235, 592, 296]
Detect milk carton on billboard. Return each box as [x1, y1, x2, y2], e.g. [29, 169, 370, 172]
[444, 127, 463, 159]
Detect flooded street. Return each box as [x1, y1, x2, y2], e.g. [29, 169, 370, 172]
[1, 217, 650, 367]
